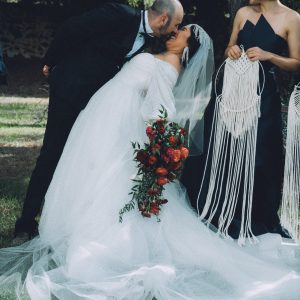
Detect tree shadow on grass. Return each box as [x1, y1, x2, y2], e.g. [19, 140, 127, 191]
[0, 145, 41, 178]
[0, 145, 40, 247]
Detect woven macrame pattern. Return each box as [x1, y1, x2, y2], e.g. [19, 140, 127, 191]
[198, 53, 264, 246]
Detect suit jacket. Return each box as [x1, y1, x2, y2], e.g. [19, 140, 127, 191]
[44, 2, 141, 109]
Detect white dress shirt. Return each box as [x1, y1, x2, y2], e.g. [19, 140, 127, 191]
[126, 10, 153, 57]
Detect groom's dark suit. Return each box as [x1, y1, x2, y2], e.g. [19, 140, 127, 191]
[15, 2, 144, 236]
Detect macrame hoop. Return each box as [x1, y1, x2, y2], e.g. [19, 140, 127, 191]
[197, 48, 265, 246]
[281, 83, 300, 242]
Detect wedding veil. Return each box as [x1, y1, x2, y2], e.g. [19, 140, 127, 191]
[174, 24, 214, 156]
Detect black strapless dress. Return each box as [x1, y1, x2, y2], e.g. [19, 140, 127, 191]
[238, 15, 287, 232]
[193, 14, 288, 237]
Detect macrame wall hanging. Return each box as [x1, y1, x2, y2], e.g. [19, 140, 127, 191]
[197, 47, 265, 246]
[281, 83, 300, 242]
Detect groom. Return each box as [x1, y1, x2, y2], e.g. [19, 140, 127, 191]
[14, 0, 184, 241]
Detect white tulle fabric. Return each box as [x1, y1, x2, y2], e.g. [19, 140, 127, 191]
[0, 53, 300, 300]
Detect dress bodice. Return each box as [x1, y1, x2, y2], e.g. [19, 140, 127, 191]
[115, 53, 178, 92]
[237, 14, 287, 71]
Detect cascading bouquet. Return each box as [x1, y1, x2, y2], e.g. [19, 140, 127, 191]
[119, 106, 189, 222]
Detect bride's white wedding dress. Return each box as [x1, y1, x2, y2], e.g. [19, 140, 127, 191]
[0, 53, 300, 300]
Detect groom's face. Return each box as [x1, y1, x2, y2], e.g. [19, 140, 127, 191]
[154, 7, 184, 38]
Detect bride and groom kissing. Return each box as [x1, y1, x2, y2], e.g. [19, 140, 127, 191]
[2, 1, 299, 299]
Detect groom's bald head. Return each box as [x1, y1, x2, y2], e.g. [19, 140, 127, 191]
[148, 0, 184, 37]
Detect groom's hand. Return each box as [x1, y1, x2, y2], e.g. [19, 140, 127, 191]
[42, 65, 50, 77]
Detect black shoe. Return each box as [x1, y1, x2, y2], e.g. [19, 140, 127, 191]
[269, 224, 292, 239]
[14, 218, 38, 238]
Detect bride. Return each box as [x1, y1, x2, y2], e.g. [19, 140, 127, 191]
[0, 24, 300, 300]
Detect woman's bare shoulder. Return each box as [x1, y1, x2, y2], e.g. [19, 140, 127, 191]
[235, 6, 258, 18]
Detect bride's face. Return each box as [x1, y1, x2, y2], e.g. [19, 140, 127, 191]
[165, 27, 191, 52]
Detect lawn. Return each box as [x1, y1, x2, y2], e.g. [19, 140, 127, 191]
[0, 101, 47, 248]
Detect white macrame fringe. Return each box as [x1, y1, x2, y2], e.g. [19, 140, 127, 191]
[281, 83, 300, 242]
[198, 52, 264, 246]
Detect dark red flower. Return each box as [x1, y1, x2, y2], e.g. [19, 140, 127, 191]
[146, 126, 153, 135]
[158, 127, 165, 134]
[142, 211, 151, 218]
[180, 128, 187, 136]
[136, 150, 148, 163]
[161, 154, 170, 164]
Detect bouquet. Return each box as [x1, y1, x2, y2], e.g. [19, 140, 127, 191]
[119, 106, 189, 222]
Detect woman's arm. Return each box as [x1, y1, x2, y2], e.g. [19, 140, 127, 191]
[224, 8, 248, 60]
[246, 12, 300, 72]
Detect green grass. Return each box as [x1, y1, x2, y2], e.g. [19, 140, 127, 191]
[0, 102, 46, 248]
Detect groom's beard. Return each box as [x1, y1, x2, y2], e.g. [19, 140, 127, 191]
[158, 21, 175, 41]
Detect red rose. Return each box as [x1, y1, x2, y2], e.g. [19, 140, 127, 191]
[169, 136, 177, 144]
[157, 177, 168, 186]
[146, 126, 153, 136]
[148, 155, 157, 165]
[150, 202, 160, 214]
[155, 167, 168, 176]
[172, 150, 181, 162]
[180, 147, 189, 159]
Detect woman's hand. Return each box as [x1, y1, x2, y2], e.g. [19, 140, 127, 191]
[246, 47, 272, 62]
[227, 45, 242, 60]
[42, 65, 50, 77]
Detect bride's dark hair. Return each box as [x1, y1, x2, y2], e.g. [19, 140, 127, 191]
[150, 25, 201, 67]
[186, 25, 201, 64]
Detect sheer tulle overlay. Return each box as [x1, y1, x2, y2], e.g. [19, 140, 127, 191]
[0, 54, 300, 300]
